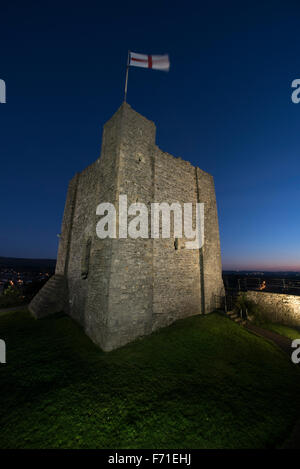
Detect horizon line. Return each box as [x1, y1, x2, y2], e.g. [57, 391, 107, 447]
[1, 255, 300, 272]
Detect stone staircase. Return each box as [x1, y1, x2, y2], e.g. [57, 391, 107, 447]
[29, 274, 67, 319]
[226, 310, 247, 326]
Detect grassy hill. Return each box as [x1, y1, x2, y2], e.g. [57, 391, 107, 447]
[260, 323, 300, 341]
[0, 309, 300, 448]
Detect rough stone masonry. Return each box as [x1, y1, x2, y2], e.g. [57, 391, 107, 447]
[29, 102, 225, 351]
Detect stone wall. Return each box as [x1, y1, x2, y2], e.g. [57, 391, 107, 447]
[152, 149, 202, 331]
[66, 160, 100, 327]
[246, 291, 300, 327]
[55, 174, 79, 276]
[84, 106, 123, 348]
[104, 104, 156, 350]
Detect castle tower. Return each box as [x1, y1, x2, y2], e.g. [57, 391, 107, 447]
[29, 103, 224, 351]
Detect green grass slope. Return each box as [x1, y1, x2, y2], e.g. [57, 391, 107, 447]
[260, 323, 300, 341]
[0, 310, 300, 449]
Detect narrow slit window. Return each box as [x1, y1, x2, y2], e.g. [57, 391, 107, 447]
[81, 239, 92, 279]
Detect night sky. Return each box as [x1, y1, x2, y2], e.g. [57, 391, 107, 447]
[1, 1, 300, 270]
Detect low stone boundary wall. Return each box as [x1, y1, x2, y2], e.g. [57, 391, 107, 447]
[246, 290, 300, 327]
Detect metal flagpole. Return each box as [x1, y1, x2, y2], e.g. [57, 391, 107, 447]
[124, 51, 130, 102]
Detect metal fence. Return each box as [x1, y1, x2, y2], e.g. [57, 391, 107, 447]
[223, 276, 300, 296]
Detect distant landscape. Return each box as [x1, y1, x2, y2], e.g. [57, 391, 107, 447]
[1, 257, 299, 278]
[1, 257, 300, 306]
[0, 257, 56, 307]
[223, 270, 300, 277]
[0, 257, 56, 273]
[223, 270, 300, 296]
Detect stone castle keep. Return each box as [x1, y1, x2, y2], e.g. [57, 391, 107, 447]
[29, 102, 224, 351]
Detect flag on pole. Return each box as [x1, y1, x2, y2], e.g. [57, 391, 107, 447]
[129, 52, 170, 72]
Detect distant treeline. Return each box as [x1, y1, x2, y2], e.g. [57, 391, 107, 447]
[223, 271, 300, 278]
[0, 257, 56, 273]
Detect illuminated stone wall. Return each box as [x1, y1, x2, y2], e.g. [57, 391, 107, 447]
[246, 291, 300, 327]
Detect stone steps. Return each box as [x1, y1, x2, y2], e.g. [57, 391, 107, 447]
[226, 310, 247, 326]
[29, 274, 67, 319]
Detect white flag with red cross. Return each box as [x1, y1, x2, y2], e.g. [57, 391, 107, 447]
[129, 52, 170, 72]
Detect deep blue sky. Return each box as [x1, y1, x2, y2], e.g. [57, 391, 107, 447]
[1, 0, 300, 270]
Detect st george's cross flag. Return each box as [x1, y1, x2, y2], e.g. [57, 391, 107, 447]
[129, 52, 170, 72]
